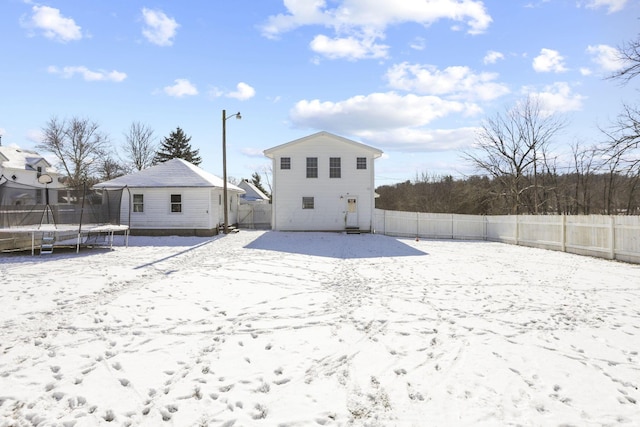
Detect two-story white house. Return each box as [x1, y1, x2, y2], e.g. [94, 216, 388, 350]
[0, 145, 63, 206]
[264, 131, 383, 232]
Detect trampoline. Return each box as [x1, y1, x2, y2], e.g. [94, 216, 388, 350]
[0, 175, 129, 255]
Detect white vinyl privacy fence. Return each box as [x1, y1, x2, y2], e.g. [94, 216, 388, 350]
[374, 209, 640, 264]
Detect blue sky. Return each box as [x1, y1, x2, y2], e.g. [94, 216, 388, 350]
[1, 0, 639, 186]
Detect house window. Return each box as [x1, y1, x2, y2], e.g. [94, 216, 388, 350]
[357, 157, 367, 170]
[329, 157, 341, 178]
[281, 157, 291, 170]
[36, 166, 42, 178]
[302, 197, 314, 209]
[171, 194, 182, 213]
[306, 157, 318, 178]
[219, 194, 222, 205]
[133, 194, 144, 212]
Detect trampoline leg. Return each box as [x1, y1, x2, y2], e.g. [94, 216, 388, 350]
[31, 232, 35, 256]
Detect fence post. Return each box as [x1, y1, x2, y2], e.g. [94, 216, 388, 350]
[609, 216, 615, 260]
[451, 214, 454, 239]
[483, 215, 487, 241]
[561, 215, 566, 252]
[383, 209, 387, 236]
[416, 211, 419, 237]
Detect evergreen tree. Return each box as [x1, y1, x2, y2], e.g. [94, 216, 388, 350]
[251, 172, 270, 197]
[153, 127, 202, 165]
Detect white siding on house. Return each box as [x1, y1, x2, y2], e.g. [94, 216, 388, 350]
[266, 132, 381, 231]
[121, 188, 213, 229]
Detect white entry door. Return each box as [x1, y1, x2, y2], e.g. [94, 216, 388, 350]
[346, 197, 358, 228]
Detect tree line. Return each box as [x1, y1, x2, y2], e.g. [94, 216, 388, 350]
[375, 170, 640, 215]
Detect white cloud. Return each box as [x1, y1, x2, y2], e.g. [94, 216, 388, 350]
[310, 34, 389, 60]
[163, 79, 198, 97]
[410, 37, 426, 51]
[47, 66, 127, 82]
[580, 67, 593, 76]
[290, 91, 480, 139]
[386, 62, 510, 101]
[142, 8, 179, 46]
[483, 50, 504, 65]
[227, 82, 256, 101]
[261, 1, 492, 60]
[357, 127, 480, 152]
[23, 5, 82, 42]
[527, 82, 585, 115]
[533, 48, 568, 73]
[581, 0, 628, 13]
[587, 44, 623, 72]
[241, 147, 267, 158]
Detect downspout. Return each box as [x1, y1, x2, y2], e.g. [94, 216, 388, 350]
[125, 186, 131, 227]
[271, 157, 277, 230]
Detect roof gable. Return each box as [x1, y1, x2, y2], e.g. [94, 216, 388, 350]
[94, 158, 243, 192]
[264, 131, 383, 158]
[238, 179, 269, 200]
[0, 146, 54, 172]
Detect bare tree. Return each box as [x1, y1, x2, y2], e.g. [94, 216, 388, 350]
[608, 33, 640, 84]
[97, 155, 127, 182]
[122, 122, 156, 171]
[570, 140, 599, 214]
[463, 95, 566, 214]
[37, 116, 110, 187]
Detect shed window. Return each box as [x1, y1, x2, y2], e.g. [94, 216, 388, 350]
[302, 197, 314, 209]
[329, 157, 341, 178]
[133, 194, 144, 212]
[170, 194, 182, 213]
[357, 157, 367, 170]
[281, 157, 291, 170]
[306, 157, 318, 178]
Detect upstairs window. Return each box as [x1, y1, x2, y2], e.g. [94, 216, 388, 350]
[357, 157, 367, 170]
[306, 157, 318, 178]
[133, 194, 144, 212]
[171, 194, 182, 213]
[36, 166, 42, 178]
[302, 197, 314, 209]
[329, 157, 341, 178]
[280, 157, 291, 170]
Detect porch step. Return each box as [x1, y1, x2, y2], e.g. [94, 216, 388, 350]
[218, 225, 240, 234]
[345, 227, 360, 235]
[40, 233, 55, 255]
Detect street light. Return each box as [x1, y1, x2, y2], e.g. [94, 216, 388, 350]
[222, 109, 241, 234]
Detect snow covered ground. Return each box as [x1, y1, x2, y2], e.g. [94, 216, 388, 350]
[1, 230, 639, 426]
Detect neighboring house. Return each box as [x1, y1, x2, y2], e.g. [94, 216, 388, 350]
[238, 179, 270, 204]
[0, 144, 63, 206]
[94, 158, 244, 236]
[264, 131, 383, 232]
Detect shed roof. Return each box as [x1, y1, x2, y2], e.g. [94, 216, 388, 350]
[263, 131, 383, 158]
[94, 158, 244, 192]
